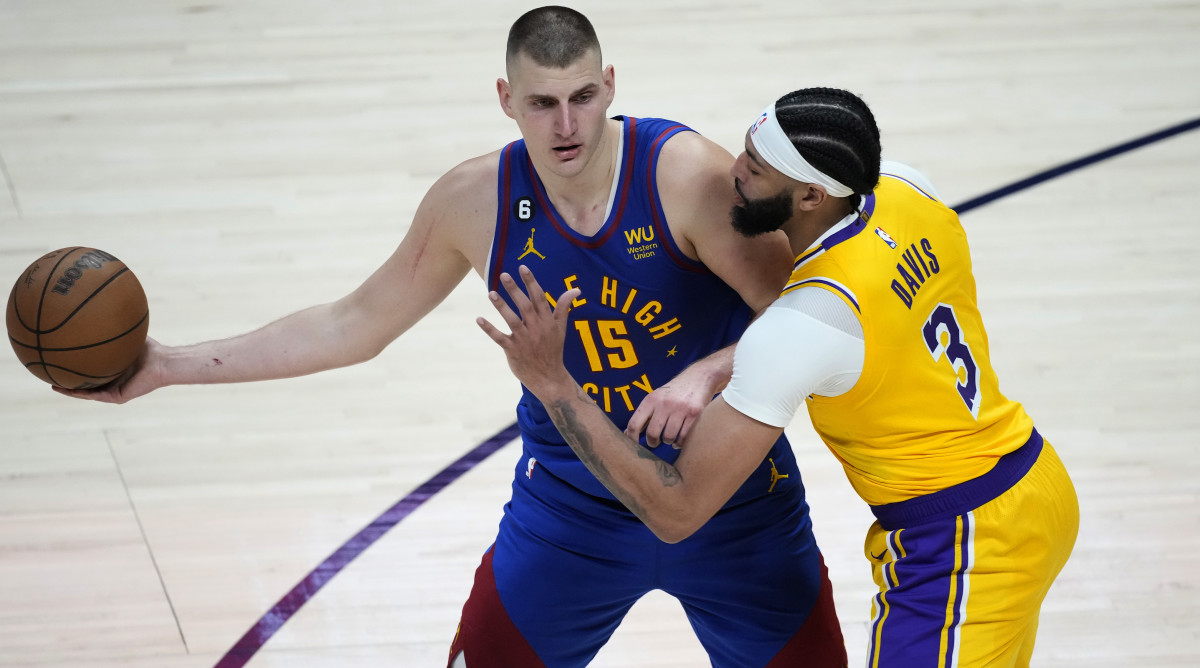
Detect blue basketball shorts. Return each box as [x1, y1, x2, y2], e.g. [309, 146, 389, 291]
[449, 449, 847, 667]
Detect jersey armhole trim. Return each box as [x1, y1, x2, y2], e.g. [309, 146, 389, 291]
[781, 277, 860, 312]
[488, 142, 518, 292]
[646, 125, 712, 274]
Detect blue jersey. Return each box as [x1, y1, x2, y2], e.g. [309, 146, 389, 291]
[489, 116, 799, 501]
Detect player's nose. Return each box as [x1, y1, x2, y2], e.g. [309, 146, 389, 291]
[730, 152, 750, 181]
[556, 104, 576, 137]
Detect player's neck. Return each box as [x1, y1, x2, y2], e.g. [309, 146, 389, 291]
[784, 199, 858, 256]
[540, 118, 621, 235]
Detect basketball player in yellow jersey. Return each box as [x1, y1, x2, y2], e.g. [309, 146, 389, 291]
[480, 87, 1080, 667]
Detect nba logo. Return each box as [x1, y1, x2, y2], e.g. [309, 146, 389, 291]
[874, 227, 898, 249]
[526, 457, 537, 479]
[751, 113, 768, 135]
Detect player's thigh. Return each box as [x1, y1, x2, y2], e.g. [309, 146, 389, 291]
[956, 442, 1078, 666]
[863, 444, 1078, 667]
[464, 457, 655, 666]
[667, 486, 845, 667]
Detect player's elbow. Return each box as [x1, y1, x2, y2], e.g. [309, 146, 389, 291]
[329, 297, 395, 364]
[645, 507, 708, 544]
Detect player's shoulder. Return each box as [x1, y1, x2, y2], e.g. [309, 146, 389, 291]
[424, 150, 502, 212]
[656, 124, 732, 171]
[654, 124, 734, 209]
[879, 160, 942, 200]
[408, 150, 502, 242]
[437, 149, 502, 191]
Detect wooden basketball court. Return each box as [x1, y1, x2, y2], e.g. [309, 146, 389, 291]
[1, 1, 1197, 666]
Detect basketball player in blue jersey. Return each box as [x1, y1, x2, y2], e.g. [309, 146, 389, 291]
[58, 8, 849, 668]
[483, 87, 1080, 667]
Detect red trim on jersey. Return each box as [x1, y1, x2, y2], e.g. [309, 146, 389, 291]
[765, 554, 848, 667]
[528, 117, 637, 249]
[489, 143, 516, 292]
[448, 546, 546, 668]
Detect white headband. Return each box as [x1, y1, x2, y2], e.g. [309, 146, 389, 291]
[748, 103, 854, 198]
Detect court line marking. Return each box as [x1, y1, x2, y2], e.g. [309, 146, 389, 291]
[213, 115, 1200, 667]
[213, 423, 519, 667]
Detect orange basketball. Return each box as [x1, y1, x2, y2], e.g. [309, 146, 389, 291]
[6, 247, 149, 389]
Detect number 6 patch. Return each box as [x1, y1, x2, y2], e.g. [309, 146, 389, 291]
[921, 303, 981, 419]
[514, 196, 534, 222]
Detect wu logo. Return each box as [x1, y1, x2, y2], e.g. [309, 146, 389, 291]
[624, 227, 655, 245]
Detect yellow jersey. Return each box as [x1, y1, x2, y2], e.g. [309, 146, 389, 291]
[789, 171, 1033, 506]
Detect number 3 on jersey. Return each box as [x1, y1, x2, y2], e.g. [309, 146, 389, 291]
[922, 303, 981, 419]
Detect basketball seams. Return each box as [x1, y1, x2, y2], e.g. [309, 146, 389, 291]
[37, 266, 133, 335]
[7, 246, 148, 389]
[22, 360, 121, 381]
[9, 311, 148, 352]
[33, 247, 85, 387]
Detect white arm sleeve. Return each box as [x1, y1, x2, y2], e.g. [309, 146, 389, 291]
[722, 288, 865, 428]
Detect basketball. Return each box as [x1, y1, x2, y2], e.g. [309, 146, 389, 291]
[6, 247, 149, 389]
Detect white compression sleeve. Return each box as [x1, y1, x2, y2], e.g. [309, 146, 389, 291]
[723, 287, 864, 428]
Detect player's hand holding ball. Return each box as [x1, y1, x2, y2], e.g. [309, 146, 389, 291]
[6, 246, 159, 402]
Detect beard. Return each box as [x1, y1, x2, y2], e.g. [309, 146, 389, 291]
[731, 183, 794, 237]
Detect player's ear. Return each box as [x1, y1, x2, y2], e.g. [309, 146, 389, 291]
[795, 183, 828, 212]
[497, 78, 515, 119]
[602, 65, 615, 107]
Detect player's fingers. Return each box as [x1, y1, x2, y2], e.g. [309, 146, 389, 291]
[675, 415, 695, 447]
[643, 412, 668, 447]
[486, 289, 525, 331]
[497, 272, 535, 317]
[51, 385, 92, 400]
[516, 265, 551, 314]
[475, 316, 511, 347]
[658, 414, 683, 448]
[52, 384, 118, 403]
[553, 288, 581, 321]
[624, 404, 651, 439]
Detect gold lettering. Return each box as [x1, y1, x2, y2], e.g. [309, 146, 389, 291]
[649, 318, 681, 339]
[601, 276, 618, 309]
[613, 385, 635, 411]
[635, 301, 662, 326]
[621, 288, 638, 314]
[563, 274, 587, 308]
[632, 374, 653, 394]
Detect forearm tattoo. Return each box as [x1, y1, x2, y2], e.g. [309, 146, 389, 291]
[545, 397, 682, 520]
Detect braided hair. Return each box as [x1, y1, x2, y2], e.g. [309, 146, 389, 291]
[774, 88, 881, 197]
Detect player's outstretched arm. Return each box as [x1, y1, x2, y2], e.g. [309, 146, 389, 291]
[57, 157, 495, 404]
[479, 265, 783, 543]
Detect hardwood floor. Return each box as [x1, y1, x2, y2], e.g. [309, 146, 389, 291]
[1, 1, 1197, 665]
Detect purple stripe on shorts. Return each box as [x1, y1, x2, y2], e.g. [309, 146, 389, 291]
[871, 520, 960, 665]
